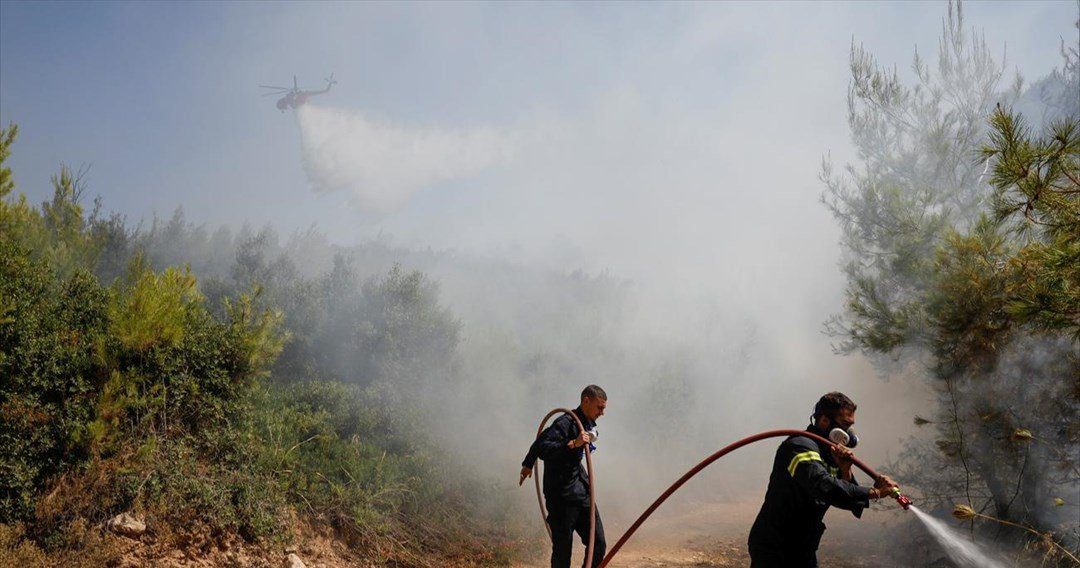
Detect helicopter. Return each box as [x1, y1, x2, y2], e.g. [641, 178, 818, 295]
[260, 74, 336, 112]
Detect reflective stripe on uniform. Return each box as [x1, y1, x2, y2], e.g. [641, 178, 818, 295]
[787, 450, 823, 476]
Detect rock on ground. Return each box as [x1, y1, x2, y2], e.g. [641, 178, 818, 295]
[106, 513, 147, 539]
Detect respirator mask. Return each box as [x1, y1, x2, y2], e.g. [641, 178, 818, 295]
[586, 428, 598, 453]
[827, 424, 859, 448]
[812, 403, 859, 448]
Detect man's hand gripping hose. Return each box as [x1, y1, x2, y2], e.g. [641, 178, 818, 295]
[527, 414, 912, 568]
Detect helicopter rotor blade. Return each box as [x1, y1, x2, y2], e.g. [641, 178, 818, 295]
[259, 85, 290, 90]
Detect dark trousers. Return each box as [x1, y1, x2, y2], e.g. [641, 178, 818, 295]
[547, 502, 606, 568]
[748, 545, 818, 568]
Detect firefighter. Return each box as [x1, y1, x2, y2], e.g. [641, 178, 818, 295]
[520, 385, 607, 568]
[747, 392, 899, 567]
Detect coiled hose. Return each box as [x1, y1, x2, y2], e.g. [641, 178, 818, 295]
[531, 413, 897, 568]
[533, 408, 597, 568]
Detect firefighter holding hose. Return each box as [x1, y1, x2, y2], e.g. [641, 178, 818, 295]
[520, 385, 607, 568]
[748, 392, 900, 567]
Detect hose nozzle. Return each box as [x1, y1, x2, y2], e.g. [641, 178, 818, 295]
[891, 487, 913, 510]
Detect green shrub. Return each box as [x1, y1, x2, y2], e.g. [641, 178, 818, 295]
[0, 239, 109, 522]
[1, 126, 522, 564]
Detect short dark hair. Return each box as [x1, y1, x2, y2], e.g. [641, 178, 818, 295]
[813, 392, 856, 420]
[581, 384, 607, 401]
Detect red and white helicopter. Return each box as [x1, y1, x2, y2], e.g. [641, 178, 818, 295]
[260, 74, 336, 112]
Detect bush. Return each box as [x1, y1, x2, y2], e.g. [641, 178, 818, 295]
[249, 379, 515, 564]
[1, 125, 523, 564]
[0, 239, 109, 522]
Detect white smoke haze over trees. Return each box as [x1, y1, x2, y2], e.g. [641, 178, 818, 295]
[297, 105, 519, 213]
[1, 0, 1076, 566]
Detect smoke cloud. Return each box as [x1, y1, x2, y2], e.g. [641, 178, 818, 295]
[3, 1, 1072, 560]
[297, 104, 518, 213]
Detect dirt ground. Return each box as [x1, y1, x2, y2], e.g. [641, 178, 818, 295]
[512, 500, 902, 568]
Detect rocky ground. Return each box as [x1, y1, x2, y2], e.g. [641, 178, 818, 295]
[103, 515, 368, 568]
[4, 499, 939, 567]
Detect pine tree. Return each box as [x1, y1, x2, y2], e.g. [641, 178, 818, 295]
[822, 1, 1079, 549]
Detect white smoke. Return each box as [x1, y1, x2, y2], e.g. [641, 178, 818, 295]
[296, 104, 517, 213]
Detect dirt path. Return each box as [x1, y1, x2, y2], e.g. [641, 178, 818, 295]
[512, 501, 897, 567]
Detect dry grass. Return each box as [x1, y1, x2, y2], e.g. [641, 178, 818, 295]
[0, 521, 121, 568]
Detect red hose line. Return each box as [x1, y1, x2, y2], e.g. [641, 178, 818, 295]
[596, 429, 883, 567]
[534, 408, 596, 568]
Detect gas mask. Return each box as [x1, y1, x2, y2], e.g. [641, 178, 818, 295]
[826, 421, 859, 448]
[812, 400, 860, 449]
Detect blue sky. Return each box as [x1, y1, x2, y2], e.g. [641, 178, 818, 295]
[1, 1, 1075, 264]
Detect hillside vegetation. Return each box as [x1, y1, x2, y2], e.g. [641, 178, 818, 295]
[0, 124, 523, 567]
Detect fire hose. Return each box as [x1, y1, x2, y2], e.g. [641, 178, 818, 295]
[531, 411, 912, 568]
[533, 408, 598, 568]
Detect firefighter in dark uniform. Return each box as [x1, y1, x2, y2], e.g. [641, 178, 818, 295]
[520, 385, 607, 568]
[748, 392, 899, 567]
